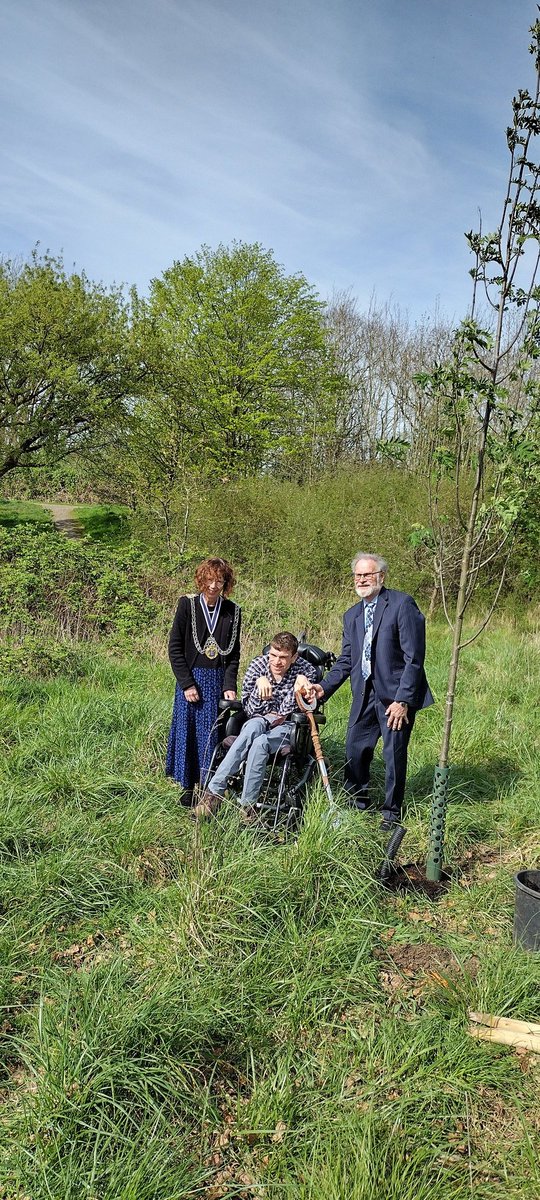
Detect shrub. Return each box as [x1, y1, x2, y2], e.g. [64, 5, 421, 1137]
[166, 467, 439, 598]
[0, 525, 159, 640]
[0, 636, 87, 679]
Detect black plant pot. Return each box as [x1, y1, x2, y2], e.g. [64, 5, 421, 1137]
[513, 869, 540, 952]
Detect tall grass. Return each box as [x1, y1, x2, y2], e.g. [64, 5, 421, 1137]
[0, 626, 538, 1197]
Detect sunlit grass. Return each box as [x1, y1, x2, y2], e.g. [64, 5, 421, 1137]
[0, 498, 53, 528]
[0, 625, 538, 1197]
[75, 502, 132, 545]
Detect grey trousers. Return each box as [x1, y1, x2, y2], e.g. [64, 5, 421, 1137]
[210, 716, 293, 808]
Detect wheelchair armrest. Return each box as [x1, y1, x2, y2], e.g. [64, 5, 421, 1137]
[217, 698, 247, 739]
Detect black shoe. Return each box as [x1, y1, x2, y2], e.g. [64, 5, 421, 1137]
[179, 789, 194, 808]
[380, 814, 399, 832]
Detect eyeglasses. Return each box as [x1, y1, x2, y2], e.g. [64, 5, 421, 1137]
[354, 571, 380, 580]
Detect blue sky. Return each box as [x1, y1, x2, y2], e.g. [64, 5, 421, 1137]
[1, 0, 537, 321]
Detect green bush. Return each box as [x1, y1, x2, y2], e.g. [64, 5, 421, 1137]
[163, 467, 443, 600]
[0, 525, 159, 640]
[0, 636, 87, 679]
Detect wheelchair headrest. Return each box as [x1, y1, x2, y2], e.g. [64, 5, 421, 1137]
[297, 644, 336, 679]
[297, 643, 331, 667]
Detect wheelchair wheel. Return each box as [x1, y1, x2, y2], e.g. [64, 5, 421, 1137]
[270, 754, 318, 833]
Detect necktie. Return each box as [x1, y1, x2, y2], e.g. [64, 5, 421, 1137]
[361, 601, 377, 680]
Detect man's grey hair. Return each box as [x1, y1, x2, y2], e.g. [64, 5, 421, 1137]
[351, 552, 388, 575]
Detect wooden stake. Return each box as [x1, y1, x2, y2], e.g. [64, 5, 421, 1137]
[469, 1024, 540, 1053]
[469, 1011, 540, 1035]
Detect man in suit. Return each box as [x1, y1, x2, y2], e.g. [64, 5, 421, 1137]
[311, 553, 433, 830]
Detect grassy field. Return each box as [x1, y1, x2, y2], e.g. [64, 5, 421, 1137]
[74, 504, 132, 546]
[0, 624, 539, 1198]
[0, 500, 53, 529]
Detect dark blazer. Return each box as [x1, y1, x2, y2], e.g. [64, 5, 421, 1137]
[321, 586, 433, 723]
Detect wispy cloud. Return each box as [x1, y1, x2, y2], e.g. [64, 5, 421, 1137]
[1, 0, 537, 317]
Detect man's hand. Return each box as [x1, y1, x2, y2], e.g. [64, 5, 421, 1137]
[256, 676, 273, 700]
[223, 690, 236, 701]
[311, 683, 325, 702]
[293, 673, 312, 697]
[385, 701, 409, 731]
[184, 686, 200, 703]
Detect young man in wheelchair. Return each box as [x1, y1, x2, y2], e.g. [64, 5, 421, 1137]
[194, 631, 318, 822]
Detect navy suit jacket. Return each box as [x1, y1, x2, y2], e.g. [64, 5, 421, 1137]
[321, 586, 434, 723]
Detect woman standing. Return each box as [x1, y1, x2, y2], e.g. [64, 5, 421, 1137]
[166, 558, 241, 802]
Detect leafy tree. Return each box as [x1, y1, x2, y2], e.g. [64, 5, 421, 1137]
[134, 241, 338, 482]
[0, 251, 135, 481]
[415, 20, 540, 881]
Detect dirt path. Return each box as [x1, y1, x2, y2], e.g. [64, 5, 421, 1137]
[43, 503, 84, 539]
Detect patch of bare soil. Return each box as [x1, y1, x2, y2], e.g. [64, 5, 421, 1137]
[380, 941, 458, 975]
[464, 1084, 540, 1185]
[382, 861, 451, 898]
[196, 1069, 274, 1200]
[374, 938, 479, 1000]
[51, 929, 132, 969]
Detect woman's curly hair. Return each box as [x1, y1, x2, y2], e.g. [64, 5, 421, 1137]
[194, 557, 236, 597]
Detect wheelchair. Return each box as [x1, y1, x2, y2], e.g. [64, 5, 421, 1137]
[203, 642, 335, 832]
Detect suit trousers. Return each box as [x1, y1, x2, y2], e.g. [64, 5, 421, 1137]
[344, 682, 416, 818]
[210, 716, 294, 808]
